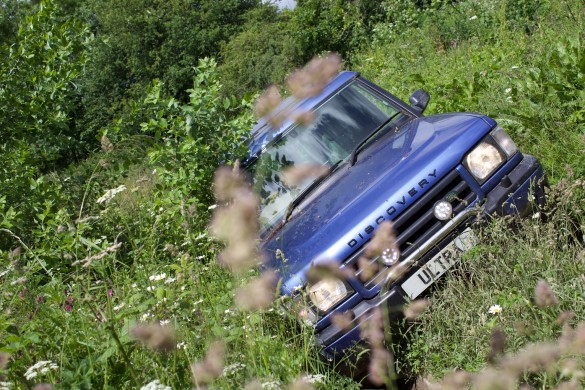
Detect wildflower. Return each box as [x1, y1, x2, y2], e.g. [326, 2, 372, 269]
[131, 323, 176, 352]
[235, 271, 278, 311]
[505, 342, 561, 375]
[190, 341, 226, 386]
[290, 110, 314, 126]
[0, 382, 13, 390]
[487, 327, 505, 363]
[210, 169, 261, 272]
[24, 361, 58, 380]
[160, 319, 171, 326]
[140, 380, 171, 390]
[404, 299, 431, 320]
[288, 377, 314, 390]
[176, 341, 187, 350]
[0, 352, 9, 369]
[222, 362, 246, 376]
[488, 304, 503, 315]
[113, 303, 125, 311]
[149, 273, 166, 282]
[244, 380, 262, 390]
[369, 347, 391, 386]
[286, 53, 341, 99]
[359, 308, 385, 348]
[282, 164, 329, 187]
[534, 280, 558, 307]
[33, 384, 52, 390]
[302, 374, 326, 385]
[207, 204, 218, 210]
[9, 247, 20, 260]
[556, 311, 574, 325]
[505, 88, 512, 94]
[364, 221, 398, 259]
[254, 84, 283, 119]
[471, 368, 516, 390]
[72, 242, 122, 268]
[331, 311, 354, 331]
[100, 134, 114, 152]
[469, 15, 478, 20]
[357, 255, 379, 282]
[261, 381, 281, 389]
[164, 277, 176, 284]
[306, 261, 353, 285]
[96, 185, 127, 204]
[441, 370, 472, 388]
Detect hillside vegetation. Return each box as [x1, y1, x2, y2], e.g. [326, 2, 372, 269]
[0, 0, 583, 389]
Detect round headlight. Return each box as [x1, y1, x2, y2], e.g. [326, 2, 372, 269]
[465, 142, 503, 181]
[308, 277, 348, 312]
[434, 200, 453, 221]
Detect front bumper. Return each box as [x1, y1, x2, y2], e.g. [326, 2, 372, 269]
[317, 153, 545, 360]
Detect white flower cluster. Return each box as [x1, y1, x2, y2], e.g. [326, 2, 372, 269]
[148, 273, 175, 285]
[0, 265, 13, 278]
[149, 273, 167, 282]
[96, 185, 127, 204]
[24, 360, 58, 380]
[222, 362, 246, 376]
[0, 381, 13, 390]
[303, 374, 326, 385]
[261, 381, 281, 389]
[140, 379, 171, 390]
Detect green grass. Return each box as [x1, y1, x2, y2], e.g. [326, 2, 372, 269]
[397, 179, 585, 387]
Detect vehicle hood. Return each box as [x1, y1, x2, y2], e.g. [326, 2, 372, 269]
[261, 113, 495, 294]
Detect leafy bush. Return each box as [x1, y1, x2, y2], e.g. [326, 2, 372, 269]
[219, 8, 300, 98]
[76, 0, 260, 141]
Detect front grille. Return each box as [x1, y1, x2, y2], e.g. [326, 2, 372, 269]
[344, 169, 477, 288]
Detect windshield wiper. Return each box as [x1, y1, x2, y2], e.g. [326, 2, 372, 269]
[349, 113, 401, 166]
[283, 160, 344, 222]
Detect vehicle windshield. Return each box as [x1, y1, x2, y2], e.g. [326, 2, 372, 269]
[246, 81, 405, 233]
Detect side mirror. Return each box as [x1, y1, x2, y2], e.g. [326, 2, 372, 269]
[409, 89, 430, 115]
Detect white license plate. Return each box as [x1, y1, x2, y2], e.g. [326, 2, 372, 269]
[401, 228, 477, 300]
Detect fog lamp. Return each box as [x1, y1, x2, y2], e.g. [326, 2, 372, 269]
[381, 247, 400, 266]
[434, 200, 453, 221]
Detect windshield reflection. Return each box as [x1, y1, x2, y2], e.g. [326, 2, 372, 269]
[246, 81, 405, 233]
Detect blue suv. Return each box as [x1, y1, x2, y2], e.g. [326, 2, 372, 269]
[241, 71, 545, 361]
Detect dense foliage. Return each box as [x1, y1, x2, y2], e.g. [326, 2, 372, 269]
[0, 0, 583, 388]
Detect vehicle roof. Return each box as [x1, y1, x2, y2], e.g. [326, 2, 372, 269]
[245, 71, 359, 161]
